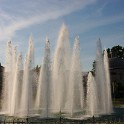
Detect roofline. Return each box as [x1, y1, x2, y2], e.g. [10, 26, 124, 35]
[110, 67, 124, 70]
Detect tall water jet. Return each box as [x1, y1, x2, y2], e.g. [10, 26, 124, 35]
[20, 35, 34, 117]
[3, 41, 13, 114]
[66, 37, 83, 116]
[104, 49, 113, 114]
[0, 25, 114, 118]
[51, 24, 70, 113]
[10, 53, 22, 116]
[95, 39, 106, 114]
[35, 38, 51, 117]
[1, 42, 17, 114]
[86, 72, 98, 116]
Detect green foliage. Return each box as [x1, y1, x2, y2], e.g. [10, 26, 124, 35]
[34, 65, 40, 73]
[107, 45, 124, 59]
[92, 45, 124, 72]
[107, 48, 111, 58]
[92, 60, 96, 74]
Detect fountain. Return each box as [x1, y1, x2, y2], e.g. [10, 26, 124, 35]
[51, 24, 70, 114]
[0, 25, 113, 120]
[95, 39, 113, 115]
[65, 36, 84, 117]
[20, 35, 34, 117]
[86, 39, 113, 117]
[1, 42, 22, 116]
[10, 53, 22, 116]
[86, 72, 98, 116]
[35, 38, 51, 118]
[103, 49, 113, 114]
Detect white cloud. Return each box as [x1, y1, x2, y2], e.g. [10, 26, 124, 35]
[0, 0, 96, 42]
[0, 0, 97, 65]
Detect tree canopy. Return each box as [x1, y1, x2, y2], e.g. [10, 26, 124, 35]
[92, 45, 124, 73]
[107, 45, 124, 59]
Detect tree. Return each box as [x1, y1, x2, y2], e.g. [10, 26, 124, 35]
[92, 61, 96, 75]
[108, 45, 124, 59]
[92, 45, 124, 72]
[34, 65, 40, 73]
[107, 48, 111, 58]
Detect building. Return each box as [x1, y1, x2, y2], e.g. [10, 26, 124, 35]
[0, 63, 4, 99]
[109, 57, 124, 98]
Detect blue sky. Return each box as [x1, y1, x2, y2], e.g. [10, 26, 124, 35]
[0, 0, 124, 71]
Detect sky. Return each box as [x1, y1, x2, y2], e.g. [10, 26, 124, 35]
[0, 0, 124, 71]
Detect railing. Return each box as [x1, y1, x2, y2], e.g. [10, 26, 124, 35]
[0, 116, 124, 124]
